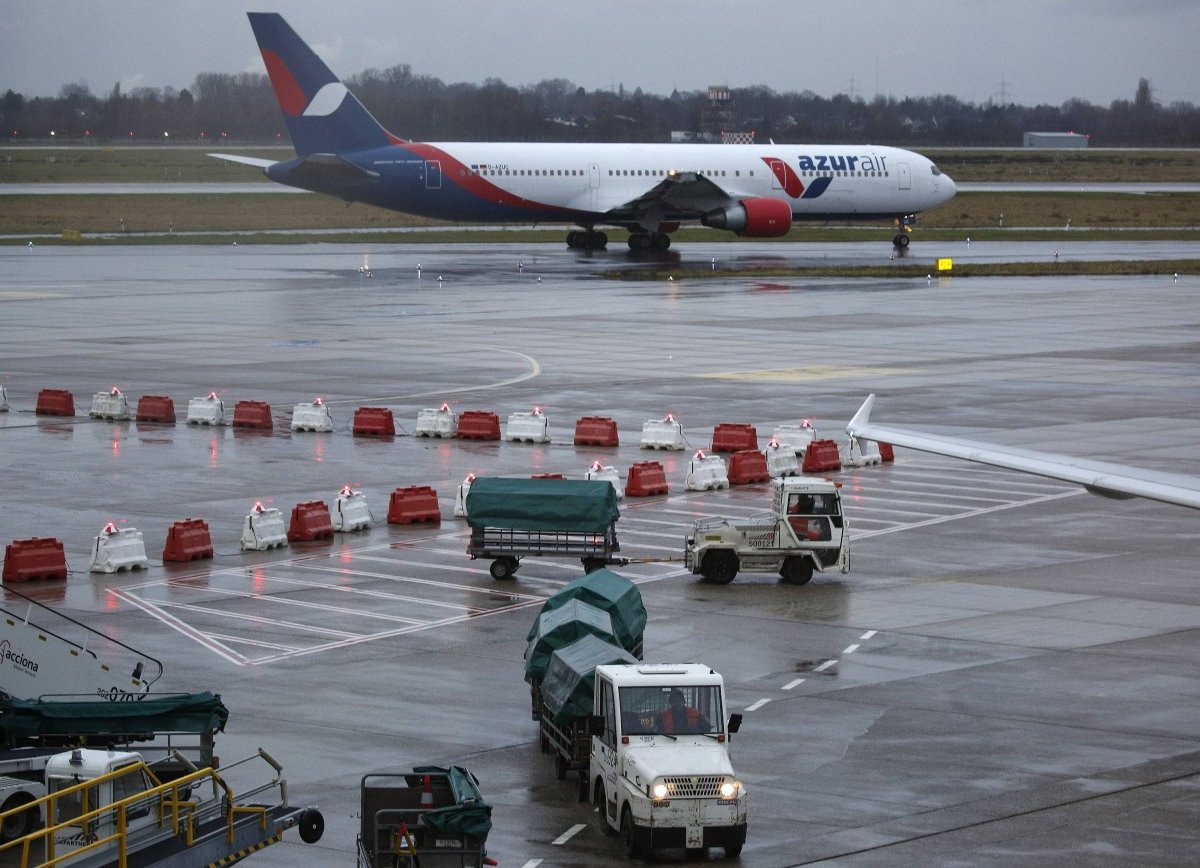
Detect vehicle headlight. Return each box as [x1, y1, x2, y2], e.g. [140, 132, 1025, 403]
[651, 782, 669, 800]
[719, 781, 740, 800]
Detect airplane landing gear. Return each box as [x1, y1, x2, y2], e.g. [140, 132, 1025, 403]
[567, 230, 608, 250]
[627, 232, 671, 251]
[892, 215, 916, 249]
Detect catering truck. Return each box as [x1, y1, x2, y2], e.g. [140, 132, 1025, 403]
[589, 663, 746, 859]
[684, 476, 849, 585]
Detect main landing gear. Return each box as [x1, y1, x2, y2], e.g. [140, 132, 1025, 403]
[566, 229, 608, 250]
[626, 232, 672, 251]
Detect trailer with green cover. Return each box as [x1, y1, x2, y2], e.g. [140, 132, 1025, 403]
[465, 477, 623, 579]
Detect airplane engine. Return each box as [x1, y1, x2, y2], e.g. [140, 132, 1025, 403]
[701, 197, 792, 237]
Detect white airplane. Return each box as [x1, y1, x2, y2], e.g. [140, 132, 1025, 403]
[213, 13, 957, 251]
[846, 394, 1200, 510]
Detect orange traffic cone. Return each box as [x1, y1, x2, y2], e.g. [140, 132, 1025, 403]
[420, 774, 434, 808]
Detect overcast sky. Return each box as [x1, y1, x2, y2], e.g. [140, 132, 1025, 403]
[2, 1, 1198, 108]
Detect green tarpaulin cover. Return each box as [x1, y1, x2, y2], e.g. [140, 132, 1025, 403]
[465, 477, 620, 532]
[524, 599, 616, 684]
[541, 634, 637, 725]
[410, 765, 493, 840]
[0, 691, 229, 740]
[526, 568, 647, 652]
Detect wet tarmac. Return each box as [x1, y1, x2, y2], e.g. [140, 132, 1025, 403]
[1, 240, 1198, 866]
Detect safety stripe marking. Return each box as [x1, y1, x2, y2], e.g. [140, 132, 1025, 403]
[110, 589, 247, 666]
[552, 824, 586, 845]
[813, 660, 837, 672]
[782, 678, 806, 690]
[843, 643, 861, 655]
[745, 698, 771, 712]
[206, 832, 282, 866]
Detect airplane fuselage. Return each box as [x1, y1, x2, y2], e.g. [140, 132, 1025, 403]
[240, 13, 955, 249]
[267, 141, 955, 229]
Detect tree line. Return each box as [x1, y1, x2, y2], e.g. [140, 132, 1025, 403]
[3, 69, 1198, 147]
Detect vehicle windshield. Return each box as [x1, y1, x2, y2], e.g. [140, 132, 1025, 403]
[787, 491, 840, 516]
[619, 685, 723, 736]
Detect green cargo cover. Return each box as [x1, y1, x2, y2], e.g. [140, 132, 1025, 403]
[523, 599, 616, 684]
[409, 765, 493, 841]
[465, 477, 620, 532]
[541, 634, 637, 726]
[526, 568, 647, 652]
[0, 691, 229, 741]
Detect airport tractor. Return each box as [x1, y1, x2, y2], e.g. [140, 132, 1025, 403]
[590, 663, 746, 859]
[684, 477, 849, 585]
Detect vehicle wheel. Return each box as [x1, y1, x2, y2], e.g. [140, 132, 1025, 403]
[780, 557, 813, 585]
[555, 752, 568, 780]
[652, 233, 671, 250]
[298, 807, 324, 844]
[582, 557, 604, 573]
[725, 841, 743, 858]
[621, 806, 645, 858]
[489, 558, 517, 580]
[595, 781, 616, 836]
[701, 550, 738, 584]
[0, 795, 36, 842]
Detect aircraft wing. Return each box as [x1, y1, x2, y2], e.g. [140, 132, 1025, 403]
[846, 394, 1200, 510]
[613, 171, 736, 218]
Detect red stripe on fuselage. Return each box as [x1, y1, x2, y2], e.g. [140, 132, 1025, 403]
[401, 142, 577, 214]
[763, 157, 804, 198]
[260, 49, 309, 117]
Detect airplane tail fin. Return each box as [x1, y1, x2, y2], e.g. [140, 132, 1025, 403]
[247, 12, 396, 157]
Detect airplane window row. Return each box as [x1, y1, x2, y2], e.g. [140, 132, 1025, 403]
[479, 169, 585, 177]
[799, 171, 889, 178]
[606, 169, 753, 178]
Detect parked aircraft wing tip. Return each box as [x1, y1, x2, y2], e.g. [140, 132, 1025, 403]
[846, 393, 877, 435]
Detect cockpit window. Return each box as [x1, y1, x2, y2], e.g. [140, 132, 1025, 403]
[930, 164, 942, 176]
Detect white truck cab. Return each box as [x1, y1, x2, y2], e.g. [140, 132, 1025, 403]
[589, 663, 746, 859]
[685, 477, 849, 585]
[44, 748, 159, 852]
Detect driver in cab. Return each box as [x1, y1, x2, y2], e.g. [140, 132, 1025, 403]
[660, 688, 709, 734]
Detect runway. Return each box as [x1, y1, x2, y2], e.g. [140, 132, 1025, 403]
[1, 241, 1198, 866]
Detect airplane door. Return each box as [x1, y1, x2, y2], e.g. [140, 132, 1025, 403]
[767, 159, 786, 190]
[425, 160, 442, 190]
[589, 162, 600, 210]
[897, 162, 911, 190]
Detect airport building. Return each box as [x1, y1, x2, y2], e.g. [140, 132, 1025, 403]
[1023, 131, 1089, 148]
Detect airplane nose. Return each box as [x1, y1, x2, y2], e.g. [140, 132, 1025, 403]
[936, 172, 957, 204]
[944, 173, 957, 198]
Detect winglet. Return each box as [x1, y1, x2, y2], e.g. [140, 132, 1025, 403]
[846, 394, 875, 436]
